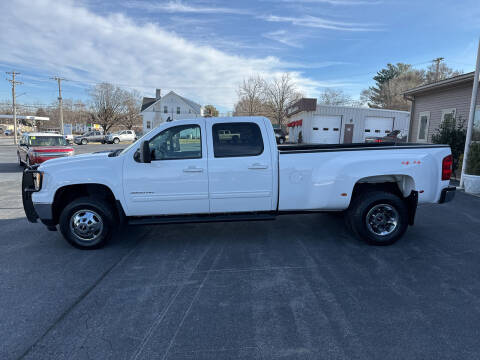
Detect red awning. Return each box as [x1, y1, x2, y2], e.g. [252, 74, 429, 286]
[297, 119, 303, 126]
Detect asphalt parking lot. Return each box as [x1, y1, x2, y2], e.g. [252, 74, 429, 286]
[1, 136, 480, 359]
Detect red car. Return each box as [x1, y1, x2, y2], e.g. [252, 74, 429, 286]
[17, 132, 74, 166]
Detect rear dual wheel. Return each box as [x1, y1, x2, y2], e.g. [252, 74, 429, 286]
[347, 190, 408, 246]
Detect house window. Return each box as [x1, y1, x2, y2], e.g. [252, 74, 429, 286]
[164, 106, 168, 114]
[146, 121, 151, 129]
[177, 106, 180, 114]
[417, 111, 430, 142]
[441, 108, 456, 123]
[189, 109, 192, 114]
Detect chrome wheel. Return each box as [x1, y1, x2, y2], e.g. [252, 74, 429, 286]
[366, 204, 399, 236]
[70, 210, 103, 241]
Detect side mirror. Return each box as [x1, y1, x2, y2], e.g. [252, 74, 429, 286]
[139, 140, 151, 163]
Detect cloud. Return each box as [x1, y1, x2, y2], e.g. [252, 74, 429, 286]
[123, 0, 250, 15]
[0, 0, 345, 108]
[263, 30, 303, 48]
[261, 15, 381, 31]
[280, 0, 382, 4]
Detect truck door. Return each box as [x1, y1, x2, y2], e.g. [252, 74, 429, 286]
[206, 120, 274, 213]
[123, 120, 209, 216]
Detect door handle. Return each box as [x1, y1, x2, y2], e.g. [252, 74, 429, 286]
[248, 163, 268, 170]
[183, 166, 204, 173]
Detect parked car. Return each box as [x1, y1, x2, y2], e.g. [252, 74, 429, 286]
[73, 130, 104, 145]
[5, 129, 21, 136]
[104, 130, 136, 144]
[17, 132, 74, 166]
[22, 117, 455, 249]
[218, 129, 241, 142]
[365, 130, 407, 143]
[274, 128, 287, 144]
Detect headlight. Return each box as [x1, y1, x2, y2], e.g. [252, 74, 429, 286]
[32, 171, 43, 191]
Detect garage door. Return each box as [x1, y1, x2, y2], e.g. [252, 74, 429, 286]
[311, 115, 342, 144]
[363, 117, 394, 141]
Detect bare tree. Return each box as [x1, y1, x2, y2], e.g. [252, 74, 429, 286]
[237, 75, 265, 116]
[318, 88, 352, 106]
[89, 82, 127, 133]
[121, 90, 142, 130]
[263, 73, 302, 126]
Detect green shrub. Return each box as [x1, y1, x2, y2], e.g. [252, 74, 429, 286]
[466, 142, 480, 175]
[432, 116, 466, 176]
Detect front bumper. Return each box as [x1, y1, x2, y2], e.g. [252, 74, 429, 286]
[22, 168, 55, 224]
[439, 186, 456, 204]
[22, 167, 39, 223]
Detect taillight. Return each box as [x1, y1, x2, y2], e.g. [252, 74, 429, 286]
[442, 155, 453, 180]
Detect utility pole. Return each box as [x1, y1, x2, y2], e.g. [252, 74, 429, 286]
[432, 57, 444, 82]
[6, 71, 23, 145]
[50, 76, 66, 134]
[460, 39, 480, 188]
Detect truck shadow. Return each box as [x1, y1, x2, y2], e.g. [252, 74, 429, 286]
[0, 162, 23, 174]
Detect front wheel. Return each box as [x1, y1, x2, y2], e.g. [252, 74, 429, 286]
[59, 197, 115, 249]
[113, 137, 120, 144]
[347, 190, 408, 246]
[81, 138, 88, 145]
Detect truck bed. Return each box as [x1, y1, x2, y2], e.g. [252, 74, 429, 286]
[278, 142, 448, 153]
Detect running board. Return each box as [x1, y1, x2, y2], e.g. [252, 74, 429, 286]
[127, 212, 277, 226]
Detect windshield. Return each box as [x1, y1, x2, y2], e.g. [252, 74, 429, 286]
[29, 136, 68, 146]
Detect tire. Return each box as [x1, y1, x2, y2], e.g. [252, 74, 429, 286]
[113, 137, 120, 144]
[59, 197, 115, 249]
[347, 190, 408, 246]
[279, 137, 285, 144]
[100, 140, 105, 144]
[81, 138, 88, 145]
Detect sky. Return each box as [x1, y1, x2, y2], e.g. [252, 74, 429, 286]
[0, 0, 479, 112]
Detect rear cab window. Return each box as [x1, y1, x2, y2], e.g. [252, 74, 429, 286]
[212, 122, 264, 158]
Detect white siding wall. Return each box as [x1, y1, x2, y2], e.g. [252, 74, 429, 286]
[288, 105, 410, 144]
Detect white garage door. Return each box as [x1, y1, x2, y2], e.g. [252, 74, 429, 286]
[363, 117, 394, 141]
[311, 115, 342, 144]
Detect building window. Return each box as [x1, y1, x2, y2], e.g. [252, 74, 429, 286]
[417, 111, 430, 142]
[441, 108, 456, 126]
[177, 106, 180, 114]
[189, 109, 192, 114]
[146, 121, 151, 129]
[164, 106, 168, 114]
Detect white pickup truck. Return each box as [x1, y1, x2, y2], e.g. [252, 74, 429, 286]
[22, 117, 455, 249]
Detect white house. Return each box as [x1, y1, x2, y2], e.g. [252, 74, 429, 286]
[141, 89, 203, 133]
[286, 98, 410, 144]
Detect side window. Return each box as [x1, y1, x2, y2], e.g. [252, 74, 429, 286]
[148, 124, 201, 160]
[176, 106, 180, 114]
[146, 121, 151, 129]
[163, 106, 168, 114]
[212, 122, 264, 158]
